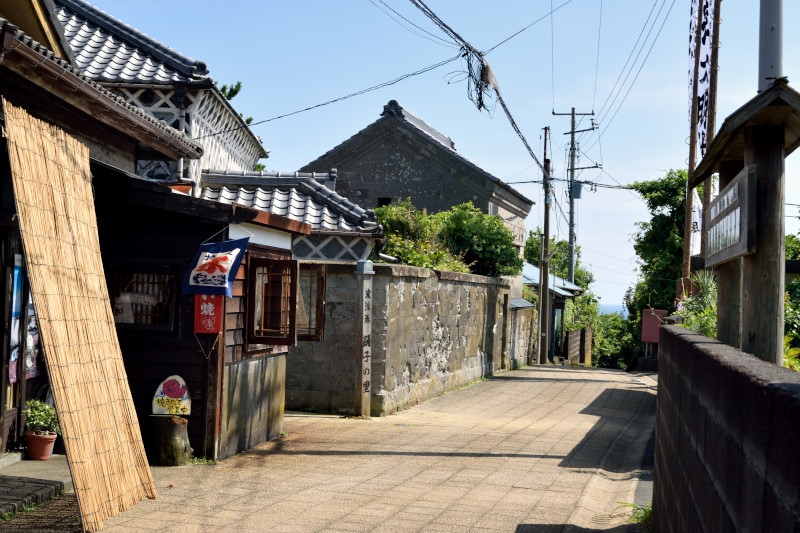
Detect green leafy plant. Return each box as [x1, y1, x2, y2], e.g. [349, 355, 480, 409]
[187, 456, 219, 465]
[617, 501, 652, 530]
[784, 335, 800, 371]
[22, 400, 60, 435]
[676, 270, 717, 338]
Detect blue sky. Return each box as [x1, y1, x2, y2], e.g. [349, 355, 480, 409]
[86, 0, 800, 308]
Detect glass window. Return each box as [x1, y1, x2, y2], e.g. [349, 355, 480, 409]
[247, 259, 297, 345]
[297, 265, 326, 342]
[109, 271, 177, 331]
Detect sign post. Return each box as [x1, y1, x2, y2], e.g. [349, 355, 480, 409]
[355, 260, 374, 418]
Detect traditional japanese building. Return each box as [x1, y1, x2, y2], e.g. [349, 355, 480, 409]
[51, 0, 267, 184]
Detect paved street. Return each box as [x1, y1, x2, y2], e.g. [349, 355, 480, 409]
[95, 366, 656, 532]
[1, 365, 656, 532]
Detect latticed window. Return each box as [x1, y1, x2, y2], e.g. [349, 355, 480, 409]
[109, 271, 176, 330]
[247, 259, 297, 345]
[297, 265, 326, 342]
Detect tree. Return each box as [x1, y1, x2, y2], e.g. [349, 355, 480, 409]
[626, 169, 686, 320]
[375, 200, 522, 277]
[524, 227, 598, 332]
[437, 202, 522, 277]
[374, 200, 468, 273]
[787, 234, 800, 260]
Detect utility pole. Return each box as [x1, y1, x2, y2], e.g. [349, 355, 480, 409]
[683, 3, 704, 282]
[553, 108, 598, 283]
[538, 127, 551, 364]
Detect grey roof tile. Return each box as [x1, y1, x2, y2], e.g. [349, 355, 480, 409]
[200, 170, 382, 235]
[0, 17, 202, 156]
[53, 0, 207, 84]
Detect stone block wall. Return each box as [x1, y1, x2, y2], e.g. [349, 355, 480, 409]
[653, 325, 800, 531]
[506, 307, 536, 368]
[286, 263, 513, 415]
[564, 327, 592, 366]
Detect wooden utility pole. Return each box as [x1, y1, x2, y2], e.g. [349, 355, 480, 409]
[682, 3, 704, 281]
[552, 108, 597, 283]
[538, 127, 551, 364]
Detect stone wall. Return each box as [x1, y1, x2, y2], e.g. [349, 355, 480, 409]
[564, 327, 592, 366]
[506, 307, 536, 368]
[286, 263, 514, 415]
[653, 325, 800, 531]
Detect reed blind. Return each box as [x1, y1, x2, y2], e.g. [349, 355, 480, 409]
[2, 99, 157, 532]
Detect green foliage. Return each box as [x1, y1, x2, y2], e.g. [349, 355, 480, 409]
[375, 199, 469, 272]
[21, 399, 60, 435]
[188, 456, 219, 465]
[438, 202, 522, 277]
[676, 270, 717, 338]
[594, 312, 635, 369]
[618, 501, 652, 530]
[787, 234, 800, 260]
[626, 170, 686, 323]
[218, 80, 243, 100]
[375, 200, 521, 277]
[524, 228, 594, 288]
[253, 163, 266, 172]
[522, 284, 538, 306]
[785, 279, 800, 351]
[783, 335, 800, 371]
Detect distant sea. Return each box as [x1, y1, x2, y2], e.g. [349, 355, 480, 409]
[598, 304, 628, 318]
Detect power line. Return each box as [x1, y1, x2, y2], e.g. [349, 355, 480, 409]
[193, 53, 461, 140]
[592, 0, 603, 111]
[582, 0, 675, 153]
[584, 0, 676, 152]
[485, 0, 576, 55]
[368, 0, 458, 48]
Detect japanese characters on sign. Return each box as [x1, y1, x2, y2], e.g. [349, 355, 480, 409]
[152, 374, 191, 415]
[194, 294, 223, 334]
[361, 285, 372, 394]
[705, 165, 756, 268]
[182, 238, 249, 297]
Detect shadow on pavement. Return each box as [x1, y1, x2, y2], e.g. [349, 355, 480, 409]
[559, 388, 656, 473]
[515, 524, 639, 532]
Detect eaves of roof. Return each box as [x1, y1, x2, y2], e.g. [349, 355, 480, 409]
[200, 170, 382, 235]
[92, 159, 310, 235]
[301, 101, 534, 211]
[53, 0, 207, 83]
[0, 19, 203, 161]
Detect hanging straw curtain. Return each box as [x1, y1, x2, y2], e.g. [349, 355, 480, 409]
[2, 98, 157, 532]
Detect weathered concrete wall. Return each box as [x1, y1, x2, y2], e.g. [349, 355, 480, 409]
[653, 326, 800, 531]
[506, 307, 536, 368]
[219, 353, 285, 459]
[286, 263, 516, 415]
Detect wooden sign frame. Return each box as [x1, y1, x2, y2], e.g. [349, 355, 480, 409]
[705, 165, 757, 268]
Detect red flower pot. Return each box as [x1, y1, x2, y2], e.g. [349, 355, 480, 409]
[25, 430, 58, 460]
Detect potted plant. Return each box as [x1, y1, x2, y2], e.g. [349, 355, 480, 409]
[22, 399, 61, 460]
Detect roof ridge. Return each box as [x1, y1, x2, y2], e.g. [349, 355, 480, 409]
[1, 18, 202, 155]
[54, 0, 207, 78]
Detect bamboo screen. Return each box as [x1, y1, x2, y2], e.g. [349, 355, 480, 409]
[2, 99, 157, 532]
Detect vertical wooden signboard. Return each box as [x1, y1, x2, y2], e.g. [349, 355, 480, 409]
[355, 260, 374, 418]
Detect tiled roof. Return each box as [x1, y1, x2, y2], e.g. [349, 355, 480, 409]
[200, 170, 382, 235]
[53, 0, 208, 84]
[509, 298, 535, 310]
[522, 263, 583, 296]
[0, 18, 203, 159]
[302, 100, 534, 207]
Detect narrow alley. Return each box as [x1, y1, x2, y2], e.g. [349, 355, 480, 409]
[4, 366, 656, 532]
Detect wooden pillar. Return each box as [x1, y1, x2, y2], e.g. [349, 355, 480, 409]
[742, 126, 785, 363]
[354, 260, 373, 418]
[716, 160, 744, 349]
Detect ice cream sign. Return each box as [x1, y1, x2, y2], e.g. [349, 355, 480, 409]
[152, 375, 191, 415]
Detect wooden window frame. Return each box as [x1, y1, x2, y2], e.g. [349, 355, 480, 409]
[297, 264, 326, 342]
[107, 262, 180, 333]
[246, 258, 298, 346]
